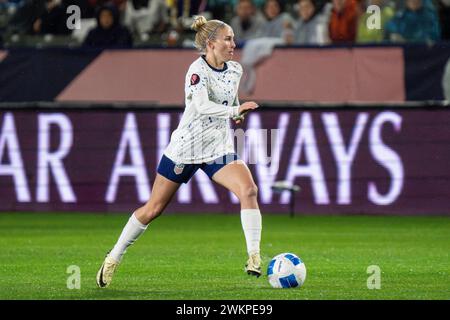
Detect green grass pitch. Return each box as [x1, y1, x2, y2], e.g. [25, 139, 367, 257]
[0, 213, 449, 300]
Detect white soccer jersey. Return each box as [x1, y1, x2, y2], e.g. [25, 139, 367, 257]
[164, 56, 242, 164]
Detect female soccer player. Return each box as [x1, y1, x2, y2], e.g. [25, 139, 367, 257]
[96, 16, 262, 288]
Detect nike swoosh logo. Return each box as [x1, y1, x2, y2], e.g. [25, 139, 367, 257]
[98, 264, 105, 287]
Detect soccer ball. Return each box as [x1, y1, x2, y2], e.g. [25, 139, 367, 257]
[267, 252, 306, 289]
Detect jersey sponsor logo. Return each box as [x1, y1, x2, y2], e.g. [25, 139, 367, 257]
[190, 74, 200, 85]
[174, 163, 185, 175]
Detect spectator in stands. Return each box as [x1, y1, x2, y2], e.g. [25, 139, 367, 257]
[290, 0, 331, 45]
[122, 0, 169, 37]
[83, 3, 133, 47]
[7, 0, 47, 34]
[396, 0, 437, 12]
[328, 0, 360, 43]
[230, 0, 266, 44]
[356, 0, 395, 43]
[238, 0, 293, 95]
[258, 0, 294, 38]
[31, 0, 71, 35]
[438, 0, 450, 40]
[385, 0, 440, 43]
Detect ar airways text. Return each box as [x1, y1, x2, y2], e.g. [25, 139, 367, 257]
[1, 109, 445, 215]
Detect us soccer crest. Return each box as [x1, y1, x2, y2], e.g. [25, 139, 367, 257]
[174, 163, 185, 175]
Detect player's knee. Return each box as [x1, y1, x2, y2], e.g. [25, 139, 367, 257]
[240, 184, 258, 200]
[142, 203, 164, 223]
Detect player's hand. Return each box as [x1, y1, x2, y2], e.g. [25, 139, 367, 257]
[233, 102, 258, 125]
[238, 101, 259, 116]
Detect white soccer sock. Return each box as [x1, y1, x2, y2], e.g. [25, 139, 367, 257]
[109, 212, 148, 262]
[240, 209, 262, 255]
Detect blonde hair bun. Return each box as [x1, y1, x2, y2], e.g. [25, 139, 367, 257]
[191, 16, 208, 32]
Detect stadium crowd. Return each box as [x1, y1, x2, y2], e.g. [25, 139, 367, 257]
[0, 0, 448, 47]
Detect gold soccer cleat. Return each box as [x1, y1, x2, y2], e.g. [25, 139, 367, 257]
[245, 253, 262, 277]
[96, 254, 120, 288]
